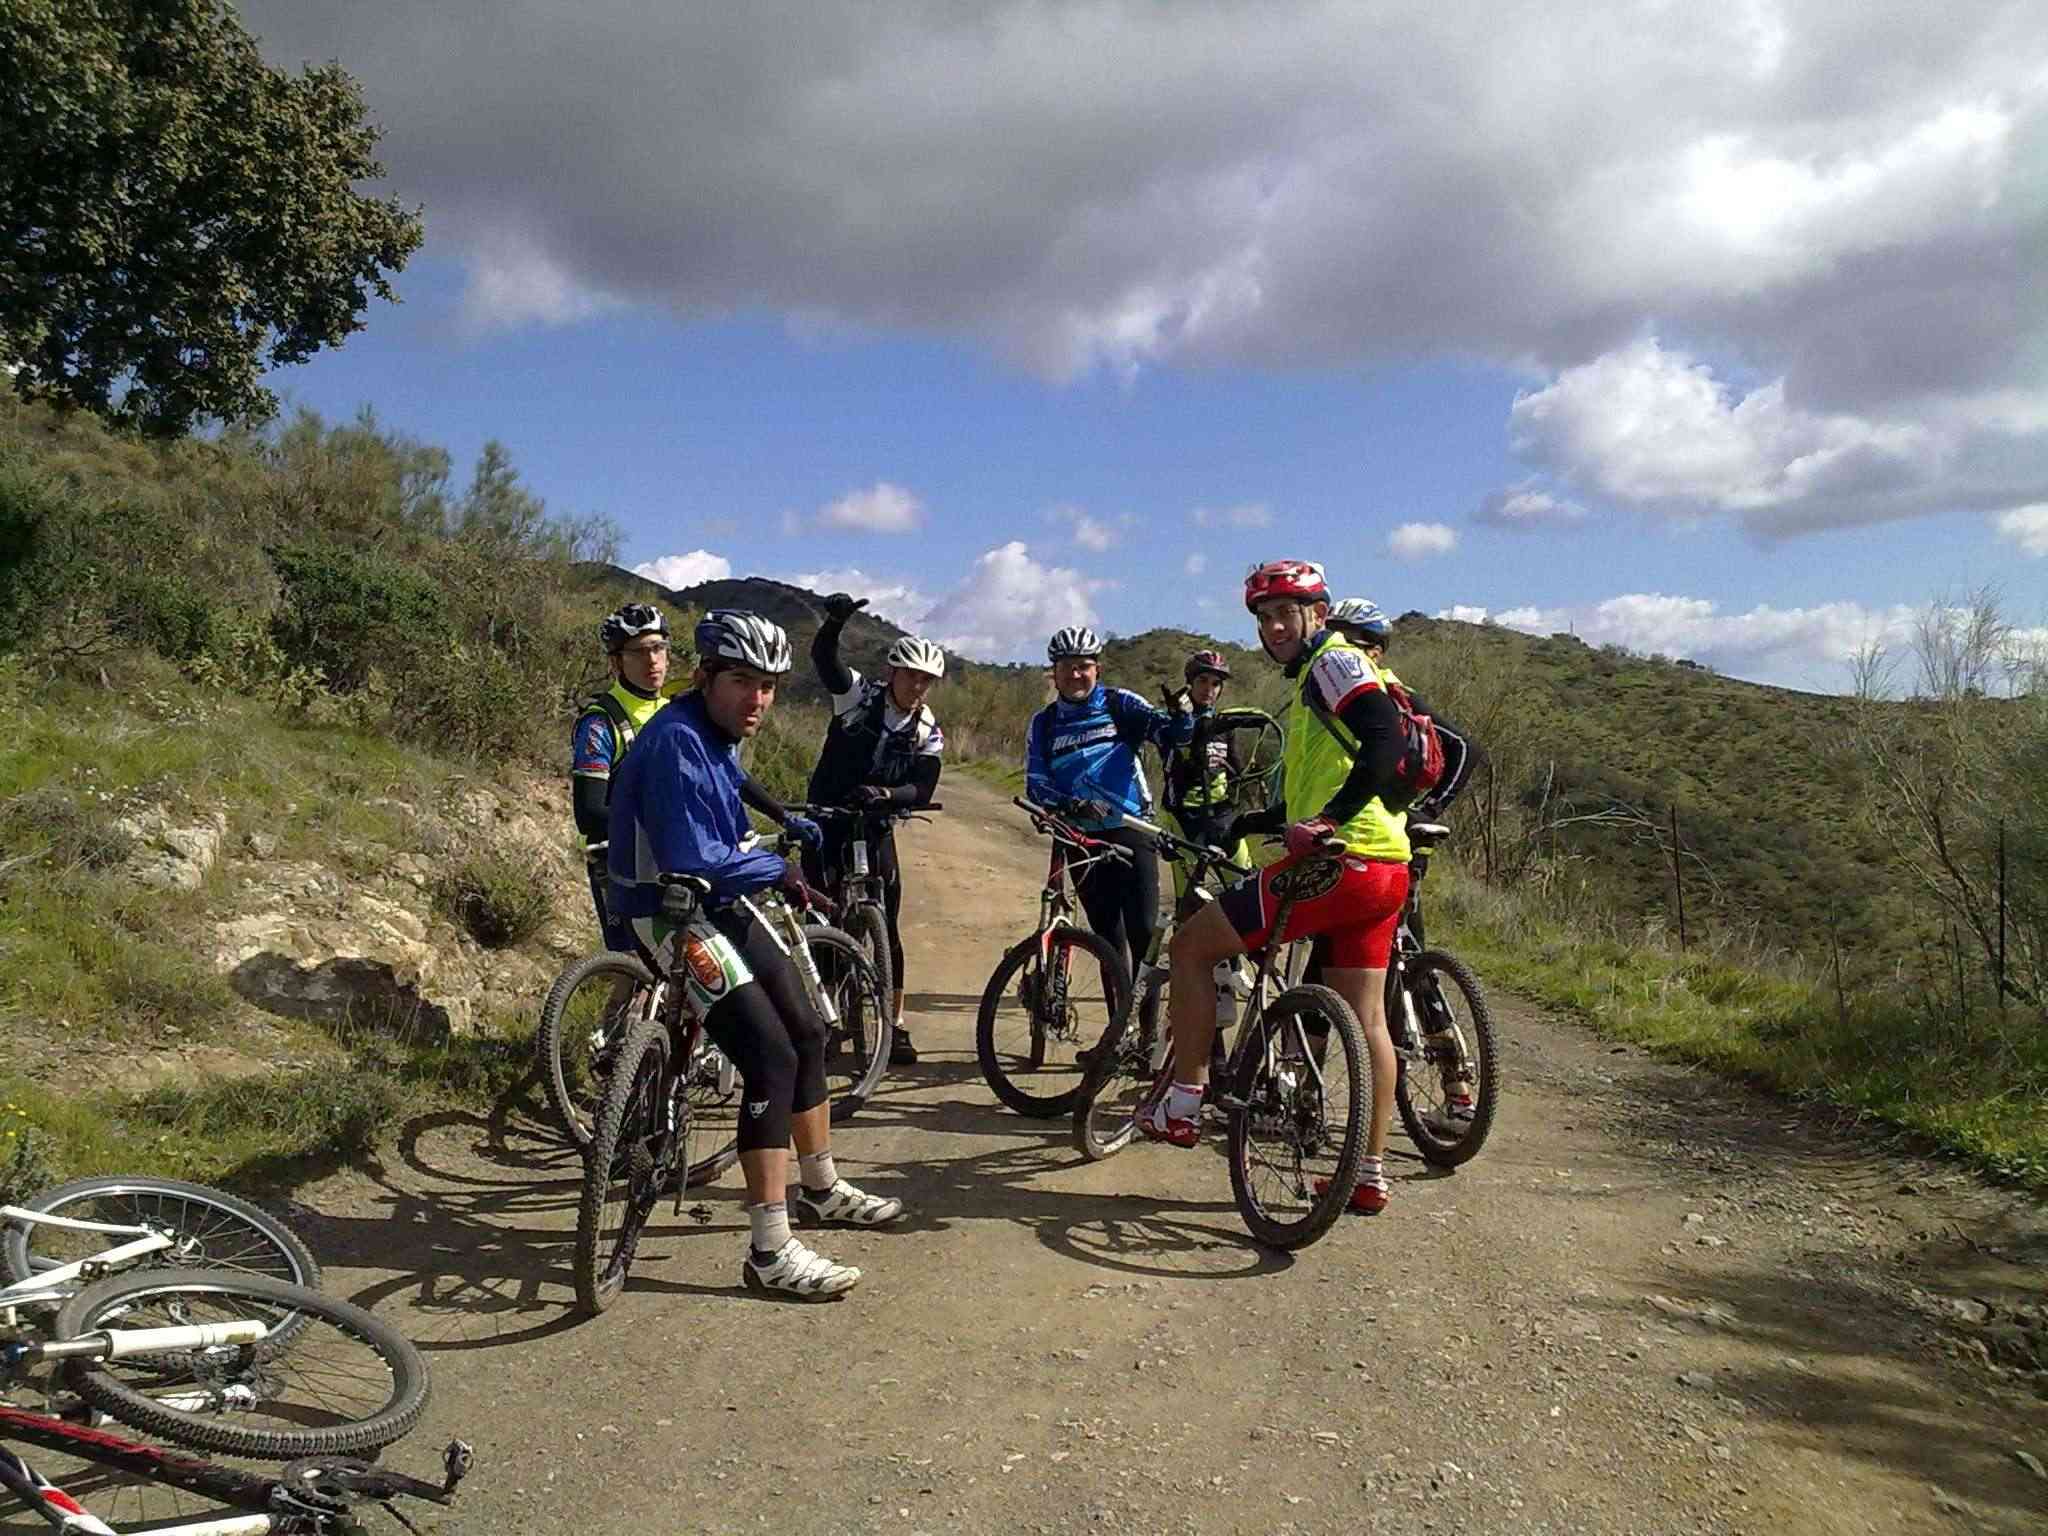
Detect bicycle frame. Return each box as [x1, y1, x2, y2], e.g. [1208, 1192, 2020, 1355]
[0, 1210, 180, 1324]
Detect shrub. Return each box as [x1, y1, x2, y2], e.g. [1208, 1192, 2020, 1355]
[434, 843, 554, 948]
[269, 540, 448, 691]
[0, 786, 136, 870]
[0, 1102, 61, 1205]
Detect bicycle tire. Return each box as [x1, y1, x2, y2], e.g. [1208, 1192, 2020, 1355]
[53, 1270, 428, 1460]
[536, 950, 655, 1150]
[574, 1019, 673, 1316]
[2, 1176, 320, 1293]
[1227, 984, 1368, 1250]
[1394, 950, 1501, 1168]
[681, 1030, 742, 1187]
[1071, 969, 1168, 1162]
[977, 927, 1131, 1118]
[848, 901, 895, 1021]
[800, 923, 891, 1123]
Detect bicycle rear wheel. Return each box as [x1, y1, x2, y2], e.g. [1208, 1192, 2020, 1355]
[53, 1270, 428, 1460]
[680, 1030, 742, 1187]
[1394, 950, 1500, 1167]
[2, 1176, 319, 1292]
[536, 950, 655, 1150]
[977, 927, 1130, 1118]
[806, 925, 891, 1123]
[574, 1019, 675, 1316]
[1071, 971, 1169, 1161]
[1226, 985, 1368, 1250]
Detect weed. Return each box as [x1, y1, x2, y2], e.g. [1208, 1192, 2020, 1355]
[435, 843, 554, 948]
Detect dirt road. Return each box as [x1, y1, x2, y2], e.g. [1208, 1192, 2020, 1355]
[298, 771, 2045, 1535]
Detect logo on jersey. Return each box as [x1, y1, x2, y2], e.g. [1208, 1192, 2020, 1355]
[682, 937, 729, 995]
[1271, 857, 1343, 903]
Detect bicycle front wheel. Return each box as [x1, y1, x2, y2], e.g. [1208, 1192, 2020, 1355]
[1071, 970, 1169, 1161]
[537, 950, 655, 1150]
[978, 927, 1130, 1118]
[2, 1176, 319, 1292]
[1395, 950, 1500, 1167]
[53, 1270, 428, 1460]
[847, 900, 895, 1022]
[574, 1020, 674, 1316]
[1227, 984, 1368, 1250]
[804, 925, 891, 1123]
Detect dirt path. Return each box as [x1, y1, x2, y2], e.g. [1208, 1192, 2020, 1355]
[294, 772, 2046, 1535]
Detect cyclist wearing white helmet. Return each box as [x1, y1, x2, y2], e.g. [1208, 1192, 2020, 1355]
[608, 610, 903, 1300]
[805, 593, 948, 1063]
[571, 603, 673, 949]
[1025, 624, 1195, 979]
[1327, 598, 1480, 824]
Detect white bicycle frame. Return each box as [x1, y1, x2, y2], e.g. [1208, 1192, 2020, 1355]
[0, 1208, 183, 1325]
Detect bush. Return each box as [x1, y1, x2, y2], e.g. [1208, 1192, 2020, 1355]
[0, 1102, 61, 1205]
[135, 1065, 409, 1165]
[435, 844, 554, 948]
[0, 786, 136, 870]
[269, 540, 448, 691]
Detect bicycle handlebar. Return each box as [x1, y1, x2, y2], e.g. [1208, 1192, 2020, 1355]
[787, 801, 944, 822]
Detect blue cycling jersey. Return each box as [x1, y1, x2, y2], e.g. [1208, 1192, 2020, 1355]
[1024, 685, 1193, 829]
[607, 691, 786, 918]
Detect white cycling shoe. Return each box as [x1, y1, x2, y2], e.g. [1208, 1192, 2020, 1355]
[743, 1238, 861, 1299]
[795, 1178, 905, 1227]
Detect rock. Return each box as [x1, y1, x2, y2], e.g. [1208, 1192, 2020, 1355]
[2014, 1451, 2046, 1480]
[1676, 1372, 1717, 1391]
[1931, 1486, 1967, 1515]
[1682, 1212, 1706, 1228]
[245, 831, 280, 859]
[122, 809, 228, 891]
[1696, 1235, 1729, 1249]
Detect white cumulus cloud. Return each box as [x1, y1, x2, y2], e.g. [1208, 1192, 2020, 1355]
[921, 541, 1114, 661]
[1191, 502, 1273, 529]
[1995, 505, 2048, 557]
[1388, 522, 1457, 561]
[1474, 483, 1591, 531]
[1048, 503, 1120, 552]
[632, 549, 731, 589]
[788, 567, 937, 631]
[817, 482, 924, 534]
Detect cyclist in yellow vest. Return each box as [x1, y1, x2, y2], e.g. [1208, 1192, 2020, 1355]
[1141, 560, 1409, 1215]
[1159, 650, 1250, 899]
[572, 603, 673, 950]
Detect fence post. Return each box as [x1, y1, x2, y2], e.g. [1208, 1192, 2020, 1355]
[1669, 803, 1687, 951]
[1998, 820, 2007, 1011]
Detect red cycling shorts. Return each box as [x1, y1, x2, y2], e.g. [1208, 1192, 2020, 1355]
[1216, 853, 1410, 970]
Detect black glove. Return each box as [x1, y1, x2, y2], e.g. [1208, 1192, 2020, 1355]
[822, 592, 870, 623]
[848, 784, 893, 810]
[1162, 684, 1193, 716]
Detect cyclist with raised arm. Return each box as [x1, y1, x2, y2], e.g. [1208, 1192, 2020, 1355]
[1159, 650, 1250, 896]
[1024, 626, 1195, 979]
[571, 604, 673, 950]
[804, 592, 946, 1064]
[1142, 561, 1410, 1215]
[608, 610, 901, 1300]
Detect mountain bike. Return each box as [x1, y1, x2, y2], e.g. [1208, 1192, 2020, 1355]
[571, 874, 887, 1315]
[3, 1192, 428, 1460]
[1069, 814, 1370, 1250]
[785, 800, 944, 1015]
[974, 799, 1135, 1118]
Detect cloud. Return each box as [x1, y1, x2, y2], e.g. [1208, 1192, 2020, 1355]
[458, 235, 618, 333]
[1474, 482, 1591, 530]
[817, 481, 923, 534]
[1184, 553, 1207, 576]
[632, 549, 731, 589]
[1995, 504, 2048, 557]
[788, 566, 937, 629]
[1441, 592, 1917, 688]
[1048, 503, 1119, 552]
[1387, 522, 1457, 561]
[921, 541, 1114, 661]
[1191, 502, 1272, 529]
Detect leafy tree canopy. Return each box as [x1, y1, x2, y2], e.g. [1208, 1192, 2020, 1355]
[1, 0, 423, 435]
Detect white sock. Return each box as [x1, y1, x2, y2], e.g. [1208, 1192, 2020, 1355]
[798, 1150, 838, 1194]
[1164, 1081, 1204, 1120]
[747, 1201, 792, 1256]
[1359, 1156, 1387, 1192]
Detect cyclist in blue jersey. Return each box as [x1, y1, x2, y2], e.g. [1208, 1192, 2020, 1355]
[1024, 625, 1195, 977]
[608, 610, 896, 1300]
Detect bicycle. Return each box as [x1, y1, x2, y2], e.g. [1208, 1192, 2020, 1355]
[1068, 812, 1370, 1250]
[3, 1188, 428, 1461]
[974, 799, 1136, 1118]
[571, 869, 888, 1315]
[784, 800, 944, 1017]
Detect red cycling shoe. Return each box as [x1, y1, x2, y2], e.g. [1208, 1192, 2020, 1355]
[1138, 1098, 1201, 1149]
[1315, 1176, 1389, 1215]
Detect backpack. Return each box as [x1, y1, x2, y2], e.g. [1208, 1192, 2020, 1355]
[1300, 665, 1444, 814]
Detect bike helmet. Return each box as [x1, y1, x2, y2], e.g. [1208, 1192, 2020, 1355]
[600, 602, 669, 654]
[1328, 597, 1391, 642]
[1184, 649, 1232, 682]
[693, 610, 794, 674]
[885, 635, 948, 679]
[1046, 626, 1102, 662]
[1243, 559, 1329, 613]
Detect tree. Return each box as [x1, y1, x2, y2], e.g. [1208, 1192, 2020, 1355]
[1, 0, 423, 435]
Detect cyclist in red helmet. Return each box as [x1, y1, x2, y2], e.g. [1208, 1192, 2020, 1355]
[1140, 559, 1411, 1216]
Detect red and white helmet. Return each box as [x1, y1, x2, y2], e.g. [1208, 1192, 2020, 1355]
[1243, 559, 1329, 613]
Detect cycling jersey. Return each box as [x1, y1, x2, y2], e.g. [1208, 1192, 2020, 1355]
[607, 690, 788, 919]
[1162, 704, 1237, 814]
[1024, 685, 1193, 829]
[571, 681, 668, 847]
[1285, 632, 1410, 863]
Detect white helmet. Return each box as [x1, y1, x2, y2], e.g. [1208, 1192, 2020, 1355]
[1046, 626, 1102, 662]
[693, 610, 794, 674]
[886, 635, 947, 679]
[1328, 597, 1390, 641]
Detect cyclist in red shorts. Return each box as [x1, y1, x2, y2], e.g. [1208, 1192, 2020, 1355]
[1140, 558, 1410, 1214]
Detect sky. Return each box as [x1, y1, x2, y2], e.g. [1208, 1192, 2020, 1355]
[242, 1, 2048, 690]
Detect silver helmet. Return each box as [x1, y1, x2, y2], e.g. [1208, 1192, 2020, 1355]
[693, 610, 794, 674]
[1328, 597, 1390, 640]
[886, 635, 947, 678]
[1046, 625, 1102, 662]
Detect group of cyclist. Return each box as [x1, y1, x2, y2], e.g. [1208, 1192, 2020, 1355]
[566, 556, 1471, 1296]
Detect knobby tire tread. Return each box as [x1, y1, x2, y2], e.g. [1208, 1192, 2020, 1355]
[1227, 984, 1368, 1251]
[574, 1019, 671, 1316]
[977, 927, 1131, 1119]
[537, 950, 654, 1151]
[1394, 949, 1501, 1167]
[1, 1175, 320, 1293]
